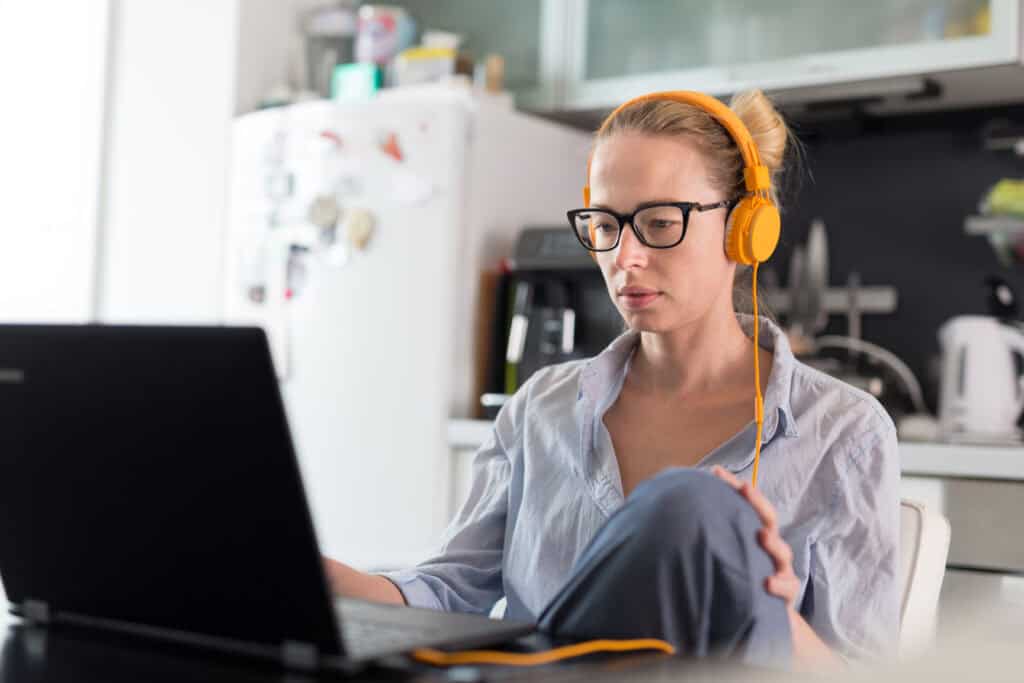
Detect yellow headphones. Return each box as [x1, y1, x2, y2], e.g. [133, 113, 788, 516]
[584, 90, 780, 265]
[584, 90, 779, 486]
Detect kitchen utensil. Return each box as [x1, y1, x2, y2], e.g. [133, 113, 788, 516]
[505, 280, 533, 393]
[355, 5, 416, 66]
[804, 217, 829, 333]
[815, 335, 928, 414]
[785, 218, 828, 354]
[985, 275, 1019, 321]
[302, 2, 358, 97]
[938, 315, 1024, 440]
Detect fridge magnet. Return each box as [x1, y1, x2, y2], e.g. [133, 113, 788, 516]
[308, 194, 341, 229]
[285, 245, 310, 299]
[343, 207, 375, 250]
[319, 130, 344, 148]
[379, 131, 404, 162]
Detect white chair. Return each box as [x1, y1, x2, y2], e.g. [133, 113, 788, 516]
[899, 498, 952, 657]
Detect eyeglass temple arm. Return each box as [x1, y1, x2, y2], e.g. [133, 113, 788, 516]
[695, 199, 738, 212]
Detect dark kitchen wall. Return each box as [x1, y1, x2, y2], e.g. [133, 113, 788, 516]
[774, 103, 1024, 410]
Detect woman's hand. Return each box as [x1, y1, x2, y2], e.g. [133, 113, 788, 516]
[711, 466, 800, 608]
[711, 466, 841, 670]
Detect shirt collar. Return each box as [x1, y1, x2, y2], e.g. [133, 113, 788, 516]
[579, 314, 800, 443]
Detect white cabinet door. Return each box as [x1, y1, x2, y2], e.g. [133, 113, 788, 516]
[564, 0, 1018, 109]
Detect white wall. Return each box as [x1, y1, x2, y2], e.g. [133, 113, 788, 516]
[0, 1, 110, 322]
[0, 0, 343, 325]
[96, 0, 239, 323]
[99, 0, 334, 322]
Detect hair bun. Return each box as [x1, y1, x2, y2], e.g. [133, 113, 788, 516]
[729, 90, 788, 172]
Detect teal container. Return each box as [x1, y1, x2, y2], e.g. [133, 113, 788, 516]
[331, 63, 382, 102]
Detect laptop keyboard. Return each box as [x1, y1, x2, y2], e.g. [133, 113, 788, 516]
[343, 615, 445, 655]
[336, 598, 533, 661]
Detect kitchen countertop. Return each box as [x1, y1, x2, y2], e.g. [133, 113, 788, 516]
[448, 419, 1024, 482]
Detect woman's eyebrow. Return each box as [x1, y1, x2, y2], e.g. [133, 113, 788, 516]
[589, 199, 681, 212]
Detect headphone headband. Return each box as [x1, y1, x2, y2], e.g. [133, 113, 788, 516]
[585, 90, 772, 202]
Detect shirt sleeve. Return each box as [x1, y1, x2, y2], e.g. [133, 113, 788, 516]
[377, 383, 526, 615]
[807, 419, 901, 660]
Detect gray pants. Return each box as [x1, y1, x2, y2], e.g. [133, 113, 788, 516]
[536, 468, 792, 667]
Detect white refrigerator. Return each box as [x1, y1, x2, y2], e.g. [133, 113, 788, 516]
[223, 86, 591, 569]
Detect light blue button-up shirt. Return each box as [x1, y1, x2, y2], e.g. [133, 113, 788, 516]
[383, 315, 900, 659]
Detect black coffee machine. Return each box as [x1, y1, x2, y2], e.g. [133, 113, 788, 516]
[480, 227, 624, 418]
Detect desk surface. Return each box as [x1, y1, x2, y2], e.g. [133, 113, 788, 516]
[0, 620, 777, 683]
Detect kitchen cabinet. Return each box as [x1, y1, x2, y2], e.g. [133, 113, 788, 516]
[393, 0, 565, 109]
[563, 0, 1018, 110]
[359, 1, 1023, 114]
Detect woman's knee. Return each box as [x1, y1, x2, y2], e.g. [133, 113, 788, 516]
[629, 468, 753, 518]
[622, 468, 762, 550]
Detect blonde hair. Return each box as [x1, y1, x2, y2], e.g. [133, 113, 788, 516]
[594, 89, 799, 317]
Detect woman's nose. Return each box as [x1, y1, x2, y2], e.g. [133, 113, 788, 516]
[614, 222, 648, 270]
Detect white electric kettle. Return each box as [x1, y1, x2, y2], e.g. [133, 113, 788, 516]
[938, 315, 1024, 439]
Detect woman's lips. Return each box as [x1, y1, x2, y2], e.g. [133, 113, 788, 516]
[619, 291, 660, 310]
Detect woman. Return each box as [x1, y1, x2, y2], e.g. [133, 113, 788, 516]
[325, 89, 899, 669]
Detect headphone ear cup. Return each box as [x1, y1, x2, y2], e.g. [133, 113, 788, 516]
[747, 202, 781, 263]
[725, 199, 754, 265]
[724, 198, 780, 265]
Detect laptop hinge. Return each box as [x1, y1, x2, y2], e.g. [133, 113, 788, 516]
[22, 599, 50, 624]
[281, 640, 318, 670]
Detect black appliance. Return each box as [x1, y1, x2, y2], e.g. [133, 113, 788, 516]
[480, 228, 623, 418]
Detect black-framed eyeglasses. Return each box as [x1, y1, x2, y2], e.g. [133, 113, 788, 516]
[567, 200, 737, 252]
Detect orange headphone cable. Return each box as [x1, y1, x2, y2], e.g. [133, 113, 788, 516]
[751, 261, 764, 488]
[411, 638, 675, 667]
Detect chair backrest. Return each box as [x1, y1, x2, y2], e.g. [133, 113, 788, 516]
[899, 499, 952, 657]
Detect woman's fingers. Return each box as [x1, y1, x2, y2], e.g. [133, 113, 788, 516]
[712, 467, 778, 530]
[738, 481, 777, 530]
[760, 530, 799, 607]
[712, 465, 799, 607]
[711, 465, 742, 490]
[765, 573, 801, 603]
[759, 527, 794, 570]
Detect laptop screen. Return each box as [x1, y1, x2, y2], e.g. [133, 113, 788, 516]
[0, 325, 342, 657]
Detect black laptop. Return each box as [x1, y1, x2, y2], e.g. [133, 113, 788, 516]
[0, 324, 533, 670]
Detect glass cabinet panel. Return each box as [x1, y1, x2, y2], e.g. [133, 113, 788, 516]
[582, 0, 993, 81]
[398, 0, 546, 95]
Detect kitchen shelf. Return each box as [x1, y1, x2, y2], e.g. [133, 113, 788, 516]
[763, 287, 897, 315]
[448, 419, 1024, 481]
[964, 214, 1024, 236]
